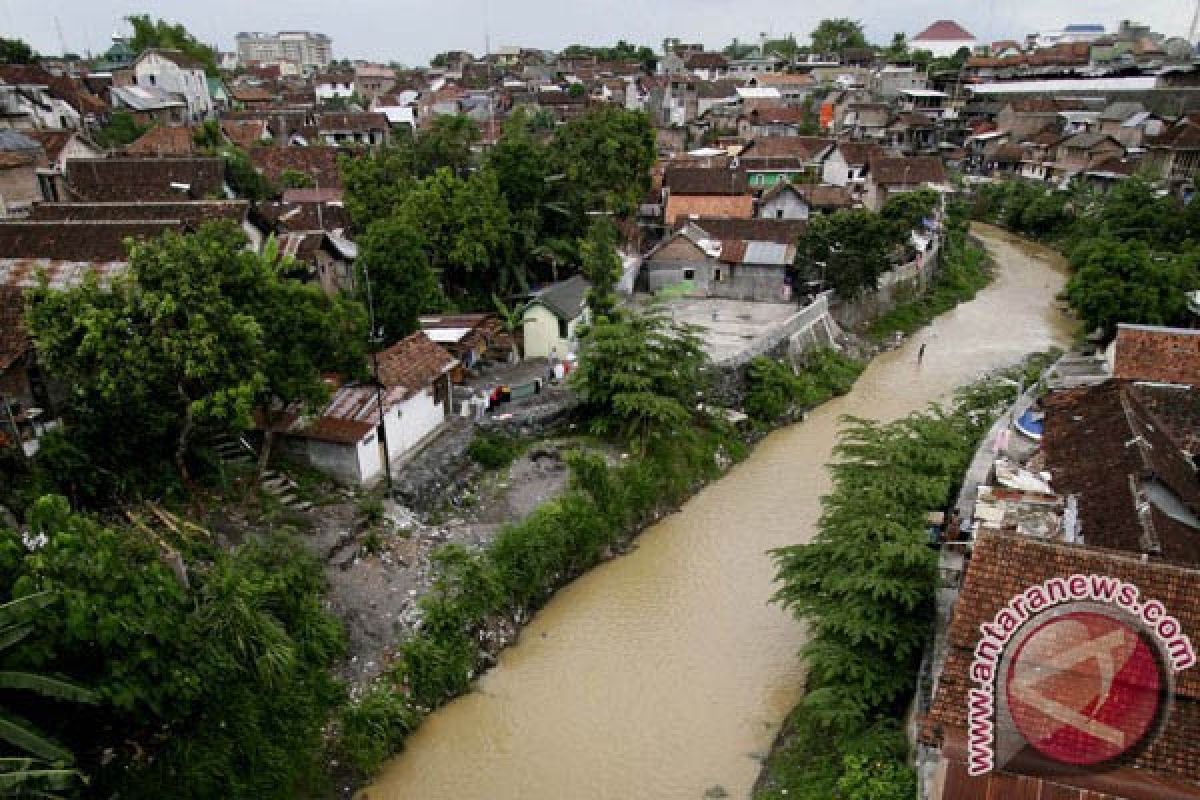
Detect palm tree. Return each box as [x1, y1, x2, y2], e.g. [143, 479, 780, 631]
[0, 591, 97, 797]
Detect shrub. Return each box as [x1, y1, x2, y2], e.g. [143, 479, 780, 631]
[336, 685, 422, 776]
[467, 432, 521, 469]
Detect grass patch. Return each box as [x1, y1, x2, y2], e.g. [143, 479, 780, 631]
[867, 238, 991, 343]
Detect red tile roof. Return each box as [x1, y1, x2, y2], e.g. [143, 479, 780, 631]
[869, 155, 947, 186]
[913, 19, 976, 41]
[221, 119, 269, 149]
[1043, 381, 1200, 566]
[924, 531, 1200, 799]
[247, 146, 343, 188]
[0, 221, 178, 261]
[125, 125, 197, 157]
[665, 195, 755, 226]
[374, 331, 457, 392]
[664, 166, 748, 195]
[316, 112, 390, 133]
[65, 157, 224, 201]
[1113, 325, 1200, 386]
[741, 136, 834, 161]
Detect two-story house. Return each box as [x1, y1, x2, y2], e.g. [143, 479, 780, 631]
[133, 49, 213, 122]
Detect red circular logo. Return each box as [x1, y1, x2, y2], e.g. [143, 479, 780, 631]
[1004, 611, 1163, 766]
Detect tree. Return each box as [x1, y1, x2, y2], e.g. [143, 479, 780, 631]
[223, 146, 273, 201]
[93, 111, 150, 149]
[0, 591, 95, 796]
[810, 18, 869, 55]
[579, 218, 623, 319]
[0, 37, 38, 65]
[414, 114, 480, 179]
[883, 33, 908, 62]
[837, 754, 917, 800]
[722, 38, 758, 60]
[27, 223, 361, 490]
[397, 167, 514, 304]
[570, 310, 709, 451]
[0, 496, 345, 798]
[340, 142, 418, 229]
[797, 210, 898, 299]
[549, 106, 656, 221]
[125, 14, 218, 75]
[357, 215, 443, 341]
[880, 189, 938, 233]
[1065, 238, 1198, 339]
[279, 169, 315, 189]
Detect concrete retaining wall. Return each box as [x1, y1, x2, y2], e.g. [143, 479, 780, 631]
[832, 241, 941, 330]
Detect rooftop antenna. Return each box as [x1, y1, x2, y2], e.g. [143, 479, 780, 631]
[1190, 0, 1200, 43]
[54, 15, 69, 57]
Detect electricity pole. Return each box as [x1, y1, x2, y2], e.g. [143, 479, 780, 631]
[361, 261, 393, 492]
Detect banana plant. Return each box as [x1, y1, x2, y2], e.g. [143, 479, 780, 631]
[0, 592, 97, 797]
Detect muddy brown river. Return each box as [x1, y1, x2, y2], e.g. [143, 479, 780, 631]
[362, 225, 1072, 800]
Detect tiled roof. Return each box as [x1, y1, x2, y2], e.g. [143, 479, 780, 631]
[125, 125, 197, 157]
[0, 65, 107, 116]
[0, 151, 36, 169]
[741, 136, 834, 161]
[869, 155, 947, 186]
[665, 194, 755, 225]
[254, 200, 351, 233]
[794, 184, 853, 209]
[29, 201, 247, 226]
[316, 112, 390, 133]
[374, 331, 457, 392]
[744, 105, 806, 125]
[65, 157, 224, 201]
[913, 19, 976, 41]
[0, 221, 178, 261]
[686, 217, 807, 244]
[20, 130, 73, 164]
[139, 48, 207, 71]
[247, 146, 343, 188]
[1113, 324, 1200, 386]
[833, 141, 884, 167]
[1151, 119, 1200, 151]
[221, 119, 269, 149]
[0, 258, 128, 291]
[684, 52, 729, 69]
[1133, 383, 1200, 456]
[0, 286, 29, 373]
[281, 188, 344, 204]
[1043, 380, 1200, 566]
[230, 86, 275, 103]
[664, 166, 748, 195]
[924, 530, 1200, 797]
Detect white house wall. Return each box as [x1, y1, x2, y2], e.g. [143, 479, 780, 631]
[388, 388, 445, 458]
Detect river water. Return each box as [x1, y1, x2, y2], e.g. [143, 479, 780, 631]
[362, 226, 1072, 800]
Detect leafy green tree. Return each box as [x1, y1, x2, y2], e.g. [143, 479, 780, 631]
[222, 146, 273, 201]
[579, 218, 622, 319]
[880, 189, 938, 233]
[883, 33, 909, 62]
[549, 106, 656, 220]
[570, 310, 709, 451]
[0, 496, 345, 799]
[340, 141, 418, 229]
[1065, 238, 1198, 338]
[125, 14, 218, 74]
[0, 591, 95, 796]
[810, 18, 869, 55]
[0, 37, 38, 65]
[722, 38, 759, 59]
[772, 378, 1016, 724]
[93, 111, 150, 149]
[27, 222, 361, 491]
[837, 754, 917, 800]
[487, 110, 555, 286]
[414, 114, 480, 178]
[796, 210, 898, 299]
[279, 168, 315, 189]
[397, 167, 513, 304]
[356, 215, 443, 341]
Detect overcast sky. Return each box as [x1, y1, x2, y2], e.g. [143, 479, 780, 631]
[3, 0, 1197, 65]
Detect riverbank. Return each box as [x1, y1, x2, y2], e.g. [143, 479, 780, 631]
[358, 223, 1071, 800]
[749, 231, 1070, 800]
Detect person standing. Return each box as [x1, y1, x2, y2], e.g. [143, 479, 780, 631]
[918, 342, 927, 364]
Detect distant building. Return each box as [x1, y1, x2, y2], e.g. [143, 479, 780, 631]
[911, 19, 977, 59]
[235, 31, 332, 71]
[132, 49, 213, 122]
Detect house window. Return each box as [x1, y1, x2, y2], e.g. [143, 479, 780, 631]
[558, 318, 569, 339]
[683, 268, 696, 280]
[148, 74, 156, 85]
[714, 268, 723, 281]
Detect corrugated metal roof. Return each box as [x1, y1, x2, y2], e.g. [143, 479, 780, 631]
[969, 77, 1158, 94]
[743, 241, 792, 265]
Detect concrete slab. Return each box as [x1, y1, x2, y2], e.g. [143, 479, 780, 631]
[656, 298, 799, 363]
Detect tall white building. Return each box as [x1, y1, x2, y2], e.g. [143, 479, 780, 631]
[235, 31, 333, 70]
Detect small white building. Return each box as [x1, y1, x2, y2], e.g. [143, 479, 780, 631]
[911, 20, 978, 59]
[133, 49, 213, 122]
[522, 275, 591, 360]
[315, 73, 356, 103]
[273, 332, 458, 486]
